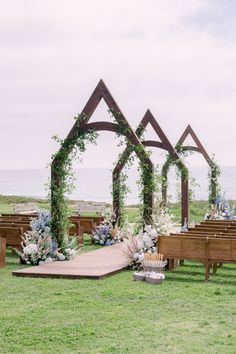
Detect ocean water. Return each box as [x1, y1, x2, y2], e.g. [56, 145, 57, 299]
[0, 166, 235, 204]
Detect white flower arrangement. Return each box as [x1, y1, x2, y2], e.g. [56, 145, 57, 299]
[123, 208, 175, 269]
[20, 230, 52, 265]
[122, 225, 157, 269]
[153, 208, 175, 236]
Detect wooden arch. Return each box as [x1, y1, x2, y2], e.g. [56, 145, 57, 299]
[162, 124, 216, 222]
[51, 80, 154, 243]
[113, 109, 189, 225]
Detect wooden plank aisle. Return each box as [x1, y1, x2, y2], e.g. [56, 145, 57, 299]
[12, 243, 129, 280]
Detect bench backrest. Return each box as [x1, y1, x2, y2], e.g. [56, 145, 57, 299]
[70, 215, 103, 224]
[172, 232, 236, 239]
[70, 218, 95, 234]
[202, 220, 236, 226]
[0, 223, 30, 233]
[195, 225, 236, 231]
[2, 213, 37, 218]
[0, 227, 24, 248]
[158, 235, 236, 262]
[13, 203, 37, 214]
[76, 201, 107, 215]
[185, 229, 236, 235]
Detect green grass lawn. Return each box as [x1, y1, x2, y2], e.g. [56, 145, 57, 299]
[1, 250, 236, 353]
[1, 196, 236, 352]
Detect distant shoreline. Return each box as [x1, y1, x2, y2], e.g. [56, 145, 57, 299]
[0, 166, 236, 202]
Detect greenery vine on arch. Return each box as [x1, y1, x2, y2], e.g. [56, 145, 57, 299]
[208, 155, 221, 205]
[50, 79, 154, 248]
[50, 114, 98, 249]
[111, 115, 155, 228]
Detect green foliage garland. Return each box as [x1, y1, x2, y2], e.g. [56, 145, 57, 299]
[208, 156, 221, 205]
[110, 109, 154, 227]
[50, 114, 98, 248]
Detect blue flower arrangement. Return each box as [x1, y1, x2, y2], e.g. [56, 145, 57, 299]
[30, 210, 51, 234]
[92, 219, 116, 246]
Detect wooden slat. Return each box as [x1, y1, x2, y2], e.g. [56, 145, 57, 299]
[12, 243, 129, 279]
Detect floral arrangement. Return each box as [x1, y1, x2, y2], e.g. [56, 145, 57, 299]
[92, 218, 116, 246]
[205, 195, 236, 220]
[122, 225, 158, 269]
[30, 210, 51, 234]
[91, 212, 128, 246]
[153, 208, 175, 235]
[123, 208, 175, 269]
[21, 229, 55, 265]
[19, 210, 77, 265]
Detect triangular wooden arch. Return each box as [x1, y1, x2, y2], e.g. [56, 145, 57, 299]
[113, 109, 188, 225]
[162, 124, 214, 224]
[178, 124, 212, 165]
[114, 109, 183, 174]
[139, 110, 180, 159]
[51, 80, 154, 241]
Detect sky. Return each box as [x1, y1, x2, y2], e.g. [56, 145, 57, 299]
[1, 0, 236, 170]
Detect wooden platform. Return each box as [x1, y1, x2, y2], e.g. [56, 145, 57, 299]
[12, 243, 129, 280]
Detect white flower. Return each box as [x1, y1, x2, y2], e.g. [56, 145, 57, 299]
[65, 248, 75, 259]
[150, 229, 157, 238]
[133, 252, 140, 261]
[137, 240, 144, 249]
[144, 225, 152, 233]
[57, 253, 66, 261]
[142, 234, 153, 248]
[137, 253, 144, 262]
[24, 244, 38, 255]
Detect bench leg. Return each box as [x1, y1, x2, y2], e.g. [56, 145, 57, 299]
[218, 262, 223, 268]
[205, 262, 211, 281]
[77, 234, 83, 247]
[168, 259, 174, 270]
[168, 259, 178, 271]
[212, 262, 217, 274]
[179, 260, 184, 265]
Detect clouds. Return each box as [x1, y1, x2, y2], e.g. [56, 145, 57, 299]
[0, 0, 235, 169]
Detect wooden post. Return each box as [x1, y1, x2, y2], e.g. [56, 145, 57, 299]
[0, 237, 6, 268]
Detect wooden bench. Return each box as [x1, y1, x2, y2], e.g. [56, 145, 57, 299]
[13, 203, 38, 214]
[70, 216, 103, 233]
[0, 237, 6, 268]
[158, 235, 236, 280]
[0, 227, 24, 250]
[0, 213, 103, 246]
[76, 201, 107, 215]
